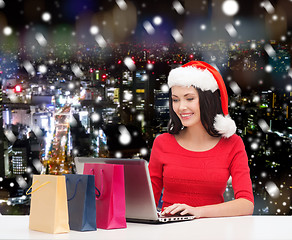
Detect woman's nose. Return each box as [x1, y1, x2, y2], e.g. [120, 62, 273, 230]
[178, 101, 187, 110]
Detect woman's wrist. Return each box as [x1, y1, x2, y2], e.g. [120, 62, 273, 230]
[193, 206, 203, 219]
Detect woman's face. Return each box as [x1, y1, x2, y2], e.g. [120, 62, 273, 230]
[171, 86, 201, 128]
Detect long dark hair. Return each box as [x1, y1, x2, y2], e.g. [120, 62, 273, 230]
[167, 87, 223, 137]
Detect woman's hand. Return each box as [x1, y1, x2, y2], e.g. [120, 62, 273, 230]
[161, 203, 201, 218]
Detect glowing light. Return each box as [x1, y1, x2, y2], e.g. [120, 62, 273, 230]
[115, 151, 122, 158]
[90, 26, 99, 35]
[23, 61, 36, 76]
[200, 24, 207, 31]
[140, 148, 148, 156]
[161, 84, 169, 93]
[250, 42, 256, 49]
[3, 26, 12, 36]
[264, 44, 276, 57]
[137, 114, 144, 121]
[222, 0, 239, 16]
[171, 29, 183, 43]
[272, 14, 278, 21]
[260, 1, 275, 14]
[73, 148, 79, 155]
[265, 181, 280, 198]
[258, 119, 270, 133]
[261, 172, 267, 178]
[153, 16, 163, 26]
[253, 95, 260, 103]
[285, 85, 292, 92]
[265, 65, 273, 73]
[124, 57, 136, 71]
[0, 0, 5, 8]
[143, 21, 155, 35]
[173, 1, 185, 14]
[225, 23, 237, 37]
[229, 81, 241, 94]
[91, 113, 100, 122]
[42, 12, 51, 22]
[251, 142, 259, 150]
[68, 82, 74, 90]
[95, 34, 107, 48]
[116, 0, 127, 10]
[146, 63, 153, 70]
[71, 64, 84, 77]
[119, 126, 131, 145]
[38, 65, 47, 74]
[14, 85, 22, 93]
[275, 140, 281, 147]
[235, 20, 241, 26]
[124, 91, 133, 101]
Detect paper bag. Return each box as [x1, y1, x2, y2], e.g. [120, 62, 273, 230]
[64, 174, 97, 231]
[83, 163, 127, 229]
[27, 175, 70, 234]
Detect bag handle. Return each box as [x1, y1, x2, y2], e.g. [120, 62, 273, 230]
[66, 178, 82, 201]
[26, 180, 50, 195]
[91, 168, 104, 200]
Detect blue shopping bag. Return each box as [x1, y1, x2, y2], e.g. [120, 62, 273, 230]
[64, 174, 97, 231]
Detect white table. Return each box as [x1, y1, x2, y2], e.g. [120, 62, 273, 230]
[0, 215, 291, 240]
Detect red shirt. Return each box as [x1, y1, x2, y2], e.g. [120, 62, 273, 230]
[149, 133, 254, 208]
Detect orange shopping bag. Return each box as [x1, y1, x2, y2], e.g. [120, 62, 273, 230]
[27, 175, 70, 234]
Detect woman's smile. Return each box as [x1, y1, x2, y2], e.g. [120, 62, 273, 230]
[180, 113, 194, 120]
[171, 86, 201, 128]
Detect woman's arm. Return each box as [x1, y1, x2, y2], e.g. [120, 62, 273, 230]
[148, 135, 164, 206]
[162, 198, 254, 218]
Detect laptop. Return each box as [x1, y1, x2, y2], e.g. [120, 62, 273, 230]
[74, 157, 195, 223]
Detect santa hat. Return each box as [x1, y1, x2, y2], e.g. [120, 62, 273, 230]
[167, 61, 236, 138]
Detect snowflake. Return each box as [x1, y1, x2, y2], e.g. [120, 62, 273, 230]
[153, 16, 163, 26]
[118, 126, 131, 145]
[222, 0, 239, 16]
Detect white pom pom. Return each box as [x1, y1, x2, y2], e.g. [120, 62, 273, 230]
[214, 114, 236, 138]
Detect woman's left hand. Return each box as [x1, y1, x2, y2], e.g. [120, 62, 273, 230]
[161, 203, 201, 218]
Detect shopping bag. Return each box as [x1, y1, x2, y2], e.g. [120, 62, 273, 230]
[83, 163, 127, 229]
[27, 175, 70, 234]
[64, 174, 97, 231]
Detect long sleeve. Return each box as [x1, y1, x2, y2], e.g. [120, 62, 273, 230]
[148, 135, 164, 206]
[148, 133, 254, 209]
[228, 136, 254, 204]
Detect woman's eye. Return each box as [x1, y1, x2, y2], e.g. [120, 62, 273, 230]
[172, 99, 179, 102]
[187, 98, 194, 101]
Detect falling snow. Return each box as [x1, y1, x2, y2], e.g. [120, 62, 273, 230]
[222, 0, 239, 16]
[0, 0, 291, 217]
[118, 126, 131, 145]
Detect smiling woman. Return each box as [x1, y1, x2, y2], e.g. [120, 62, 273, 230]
[149, 61, 254, 219]
[170, 86, 201, 130]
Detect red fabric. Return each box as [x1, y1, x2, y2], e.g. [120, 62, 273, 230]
[149, 133, 254, 209]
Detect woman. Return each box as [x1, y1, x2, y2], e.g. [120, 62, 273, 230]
[149, 61, 254, 219]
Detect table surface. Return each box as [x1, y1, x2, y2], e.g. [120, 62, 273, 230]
[0, 215, 292, 240]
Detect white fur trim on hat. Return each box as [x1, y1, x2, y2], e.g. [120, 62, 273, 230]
[168, 66, 219, 92]
[213, 114, 237, 138]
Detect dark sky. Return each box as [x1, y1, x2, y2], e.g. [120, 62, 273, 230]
[1, 0, 292, 44]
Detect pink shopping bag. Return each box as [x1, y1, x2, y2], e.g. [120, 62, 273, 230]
[83, 163, 127, 229]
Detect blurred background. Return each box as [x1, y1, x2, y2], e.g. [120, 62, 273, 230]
[0, 0, 291, 215]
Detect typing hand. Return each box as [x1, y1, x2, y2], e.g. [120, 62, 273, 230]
[161, 203, 199, 218]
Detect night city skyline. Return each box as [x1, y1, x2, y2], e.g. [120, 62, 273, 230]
[0, 0, 292, 216]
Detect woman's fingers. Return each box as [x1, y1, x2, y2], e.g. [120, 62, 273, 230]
[162, 203, 187, 215]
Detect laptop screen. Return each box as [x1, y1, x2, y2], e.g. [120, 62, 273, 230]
[74, 157, 159, 220]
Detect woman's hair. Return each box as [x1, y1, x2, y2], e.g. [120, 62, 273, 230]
[167, 87, 223, 137]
